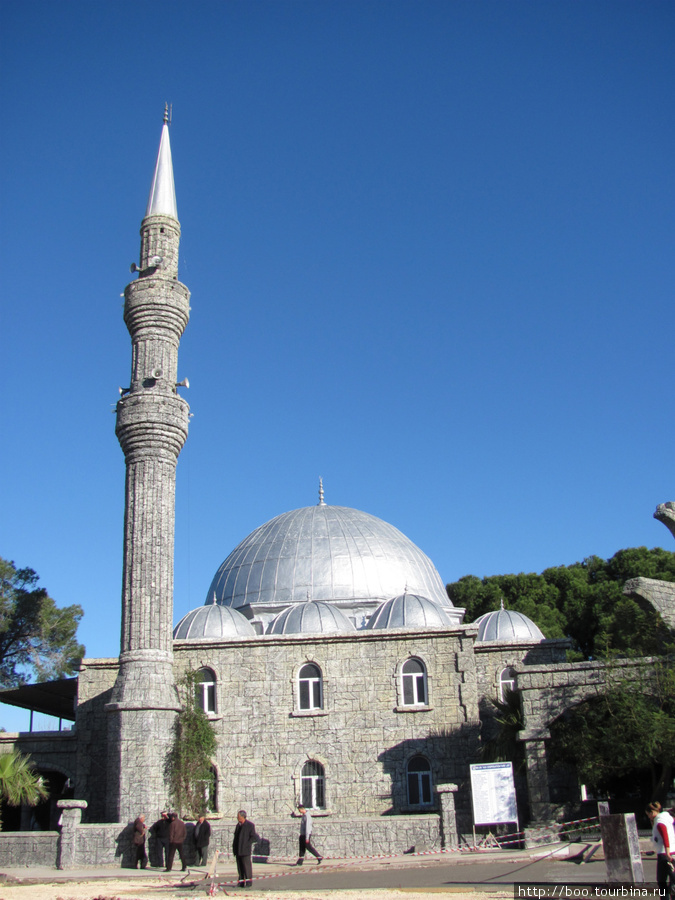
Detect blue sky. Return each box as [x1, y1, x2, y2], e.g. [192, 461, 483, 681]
[1, 1, 673, 730]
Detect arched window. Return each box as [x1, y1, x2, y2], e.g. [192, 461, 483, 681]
[499, 666, 517, 701]
[407, 756, 433, 806]
[196, 668, 216, 714]
[200, 765, 218, 813]
[401, 658, 427, 706]
[298, 663, 323, 710]
[301, 760, 325, 809]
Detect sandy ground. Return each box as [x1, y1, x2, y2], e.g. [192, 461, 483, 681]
[0, 883, 507, 900]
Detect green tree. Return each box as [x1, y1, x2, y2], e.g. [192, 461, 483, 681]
[166, 669, 218, 818]
[0, 558, 85, 688]
[446, 546, 675, 660]
[548, 658, 675, 803]
[0, 749, 49, 826]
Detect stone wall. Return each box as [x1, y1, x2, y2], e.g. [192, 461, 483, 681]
[515, 658, 654, 738]
[0, 731, 78, 830]
[0, 831, 58, 868]
[624, 577, 675, 630]
[0, 814, 440, 869]
[74, 658, 118, 822]
[514, 657, 656, 821]
[174, 626, 481, 832]
[474, 640, 569, 710]
[0, 730, 77, 782]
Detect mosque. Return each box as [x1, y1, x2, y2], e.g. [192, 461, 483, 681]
[2, 112, 654, 857]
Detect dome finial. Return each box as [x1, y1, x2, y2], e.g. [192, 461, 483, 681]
[318, 477, 326, 506]
[500, 597, 505, 610]
[163, 102, 169, 125]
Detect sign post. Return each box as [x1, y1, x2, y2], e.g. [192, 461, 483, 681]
[469, 762, 519, 848]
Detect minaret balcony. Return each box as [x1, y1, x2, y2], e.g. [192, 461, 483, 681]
[123, 277, 190, 342]
[116, 392, 189, 462]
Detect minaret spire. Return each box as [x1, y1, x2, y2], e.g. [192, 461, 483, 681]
[145, 103, 177, 219]
[106, 108, 190, 824]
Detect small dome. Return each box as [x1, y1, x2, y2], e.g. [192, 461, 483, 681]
[474, 605, 545, 643]
[366, 593, 452, 630]
[267, 600, 356, 635]
[174, 602, 256, 640]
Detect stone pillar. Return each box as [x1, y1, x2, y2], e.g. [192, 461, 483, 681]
[599, 813, 645, 883]
[56, 800, 87, 869]
[520, 733, 555, 822]
[437, 783, 459, 849]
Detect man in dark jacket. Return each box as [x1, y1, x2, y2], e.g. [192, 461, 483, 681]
[232, 809, 259, 887]
[132, 814, 148, 869]
[166, 812, 187, 872]
[193, 814, 211, 865]
[151, 811, 170, 868]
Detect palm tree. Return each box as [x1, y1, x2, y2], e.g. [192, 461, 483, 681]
[0, 749, 48, 826]
[480, 689, 526, 771]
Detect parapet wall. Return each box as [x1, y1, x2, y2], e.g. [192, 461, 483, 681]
[0, 815, 441, 870]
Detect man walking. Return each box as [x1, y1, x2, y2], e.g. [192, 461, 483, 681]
[296, 804, 322, 865]
[232, 809, 259, 887]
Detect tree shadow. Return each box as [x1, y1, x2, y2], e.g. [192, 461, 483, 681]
[377, 722, 480, 834]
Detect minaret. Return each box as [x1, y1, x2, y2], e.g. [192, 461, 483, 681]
[106, 107, 190, 823]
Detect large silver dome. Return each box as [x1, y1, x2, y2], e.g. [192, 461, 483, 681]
[206, 504, 453, 613]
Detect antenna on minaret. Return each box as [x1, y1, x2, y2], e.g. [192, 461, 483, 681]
[318, 477, 326, 506]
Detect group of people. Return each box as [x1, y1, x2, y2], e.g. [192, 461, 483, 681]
[131, 810, 211, 871]
[131, 804, 322, 888]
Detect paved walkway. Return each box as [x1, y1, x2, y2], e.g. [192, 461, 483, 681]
[0, 841, 642, 892]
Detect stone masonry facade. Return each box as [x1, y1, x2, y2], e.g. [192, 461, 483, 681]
[67, 626, 483, 833]
[174, 626, 480, 830]
[2, 628, 589, 842]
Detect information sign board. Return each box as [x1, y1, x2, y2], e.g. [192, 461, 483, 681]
[470, 761, 518, 826]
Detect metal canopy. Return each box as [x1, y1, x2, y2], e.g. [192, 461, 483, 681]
[0, 678, 77, 721]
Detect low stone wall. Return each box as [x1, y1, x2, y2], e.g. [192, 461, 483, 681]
[0, 831, 58, 868]
[0, 815, 441, 870]
[251, 814, 440, 859]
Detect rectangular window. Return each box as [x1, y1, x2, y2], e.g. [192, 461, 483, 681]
[312, 680, 321, 708]
[299, 681, 310, 710]
[403, 676, 415, 705]
[408, 775, 420, 805]
[315, 775, 325, 809]
[421, 773, 432, 804]
[416, 674, 426, 705]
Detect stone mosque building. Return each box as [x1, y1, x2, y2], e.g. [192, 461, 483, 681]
[0, 113, 668, 861]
